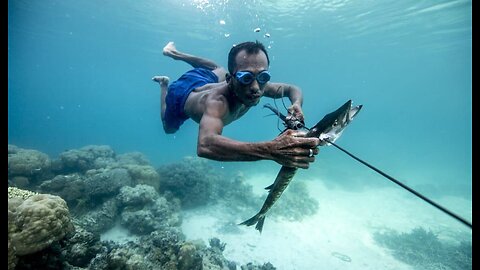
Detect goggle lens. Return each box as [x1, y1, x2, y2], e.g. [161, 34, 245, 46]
[235, 71, 271, 85]
[256, 71, 271, 84]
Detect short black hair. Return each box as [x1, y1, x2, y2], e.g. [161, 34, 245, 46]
[227, 41, 270, 74]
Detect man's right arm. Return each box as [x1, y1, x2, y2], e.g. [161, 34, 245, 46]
[196, 98, 319, 168]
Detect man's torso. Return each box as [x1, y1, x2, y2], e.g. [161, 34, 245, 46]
[184, 82, 251, 126]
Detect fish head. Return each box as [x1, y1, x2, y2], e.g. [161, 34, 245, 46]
[308, 100, 362, 145]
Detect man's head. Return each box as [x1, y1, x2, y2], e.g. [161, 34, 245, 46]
[227, 41, 271, 106]
[227, 41, 270, 74]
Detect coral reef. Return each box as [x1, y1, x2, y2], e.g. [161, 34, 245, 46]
[61, 226, 103, 267]
[156, 156, 220, 208]
[8, 188, 74, 270]
[157, 157, 265, 214]
[36, 145, 161, 215]
[118, 184, 159, 206]
[156, 157, 319, 229]
[240, 262, 276, 270]
[14, 244, 66, 270]
[120, 196, 181, 235]
[8, 237, 17, 270]
[177, 242, 203, 270]
[116, 151, 151, 165]
[74, 198, 120, 234]
[55, 145, 116, 173]
[38, 173, 86, 206]
[116, 184, 181, 235]
[214, 172, 264, 214]
[7, 144, 277, 270]
[8, 145, 52, 186]
[374, 226, 472, 270]
[209, 237, 226, 252]
[269, 180, 319, 221]
[120, 164, 160, 190]
[8, 187, 38, 200]
[84, 168, 132, 198]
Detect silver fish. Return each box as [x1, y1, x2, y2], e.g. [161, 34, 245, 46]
[240, 100, 362, 232]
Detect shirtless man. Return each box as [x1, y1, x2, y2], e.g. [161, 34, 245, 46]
[152, 41, 319, 169]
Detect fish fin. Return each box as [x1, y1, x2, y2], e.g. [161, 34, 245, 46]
[265, 183, 274, 190]
[255, 216, 266, 233]
[239, 214, 260, 227]
[239, 214, 266, 233]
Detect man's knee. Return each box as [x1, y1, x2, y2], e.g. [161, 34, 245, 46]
[163, 127, 178, 134]
[162, 122, 178, 134]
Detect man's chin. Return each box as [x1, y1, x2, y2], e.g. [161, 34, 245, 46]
[247, 101, 260, 107]
[247, 97, 261, 106]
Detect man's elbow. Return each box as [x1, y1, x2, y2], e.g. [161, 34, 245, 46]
[197, 135, 223, 160]
[197, 141, 213, 159]
[197, 146, 209, 158]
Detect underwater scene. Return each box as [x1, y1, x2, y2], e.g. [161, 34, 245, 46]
[8, 1, 471, 269]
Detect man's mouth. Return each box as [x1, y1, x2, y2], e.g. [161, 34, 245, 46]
[248, 94, 261, 100]
[245, 95, 260, 105]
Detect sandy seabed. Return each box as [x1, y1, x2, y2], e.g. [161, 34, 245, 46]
[181, 173, 472, 270]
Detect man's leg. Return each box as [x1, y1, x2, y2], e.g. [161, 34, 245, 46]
[163, 42, 226, 82]
[152, 75, 176, 134]
[163, 41, 218, 69]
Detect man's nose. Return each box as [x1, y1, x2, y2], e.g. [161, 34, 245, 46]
[250, 80, 260, 92]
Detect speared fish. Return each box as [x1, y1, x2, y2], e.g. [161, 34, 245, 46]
[240, 100, 362, 233]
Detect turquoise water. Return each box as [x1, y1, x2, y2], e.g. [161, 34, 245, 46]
[9, 0, 471, 228]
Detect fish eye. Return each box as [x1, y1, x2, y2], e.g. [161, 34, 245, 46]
[333, 120, 338, 126]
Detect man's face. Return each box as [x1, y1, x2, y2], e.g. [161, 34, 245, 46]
[232, 50, 269, 106]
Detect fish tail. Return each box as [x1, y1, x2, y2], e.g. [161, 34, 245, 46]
[239, 214, 266, 233]
[255, 216, 266, 233]
[239, 214, 260, 227]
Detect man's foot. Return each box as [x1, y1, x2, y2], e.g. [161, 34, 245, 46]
[152, 76, 170, 87]
[163, 42, 177, 58]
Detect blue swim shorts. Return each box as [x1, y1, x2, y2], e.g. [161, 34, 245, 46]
[164, 68, 219, 131]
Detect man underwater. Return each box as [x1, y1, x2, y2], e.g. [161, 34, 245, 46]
[152, 41, 319, 169]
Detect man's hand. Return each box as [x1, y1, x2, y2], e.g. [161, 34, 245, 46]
[269, 129, 319, 169]
[286, 103, 305, 124]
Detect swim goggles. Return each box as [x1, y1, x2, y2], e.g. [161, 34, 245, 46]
[234, 70, 271, 85]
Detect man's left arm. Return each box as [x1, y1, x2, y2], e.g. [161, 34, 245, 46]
[263, 82, 304, 122]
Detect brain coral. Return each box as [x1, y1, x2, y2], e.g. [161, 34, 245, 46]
[8, 189, 75, 256]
